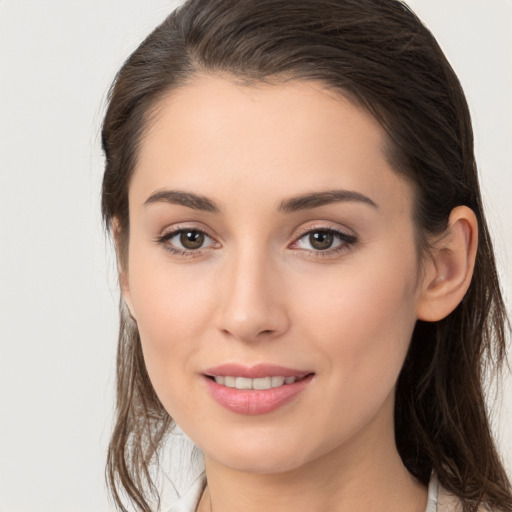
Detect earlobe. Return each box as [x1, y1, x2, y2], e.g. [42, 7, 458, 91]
[416, 206, 478, 322]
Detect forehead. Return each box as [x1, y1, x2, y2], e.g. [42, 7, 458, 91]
[131, 74, 413, 217]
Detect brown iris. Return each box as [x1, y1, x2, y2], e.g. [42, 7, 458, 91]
[309, 231, 334, 250]
[180, 230, 205, 249]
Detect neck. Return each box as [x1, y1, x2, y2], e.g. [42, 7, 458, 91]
[197, 400, 427, 512]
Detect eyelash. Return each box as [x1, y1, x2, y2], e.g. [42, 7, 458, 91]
[155, 226, 218, 258]
[290, 226, 357, 258]
[155, 226, 357, 258]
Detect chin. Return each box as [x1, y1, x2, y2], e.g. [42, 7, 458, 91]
[215, 450, 305, 475]
[200, 430, 319, 474]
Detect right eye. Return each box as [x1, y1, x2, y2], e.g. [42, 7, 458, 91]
[157, 228, 217, 255]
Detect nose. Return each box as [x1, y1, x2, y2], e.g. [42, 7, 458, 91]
[215, 248, 290, 343]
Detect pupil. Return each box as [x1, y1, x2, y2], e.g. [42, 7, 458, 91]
[180, 230, 204, 249]
[310, 231, 333, 250]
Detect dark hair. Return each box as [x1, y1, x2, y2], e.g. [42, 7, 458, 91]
[101, 1, 511, 511]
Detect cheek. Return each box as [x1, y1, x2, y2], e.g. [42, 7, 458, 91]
[298, 252, 419, 393]
[126, 245, 217, 395]
[282, 257, 419, 456]
[128, 237, 215, 328]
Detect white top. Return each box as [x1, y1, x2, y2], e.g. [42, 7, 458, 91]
[154, 431, 463, 512]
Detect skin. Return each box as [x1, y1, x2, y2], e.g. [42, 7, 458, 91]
[121, 75, 477, 512]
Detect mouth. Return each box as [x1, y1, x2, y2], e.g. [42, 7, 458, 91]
[202, 364, 315, 415]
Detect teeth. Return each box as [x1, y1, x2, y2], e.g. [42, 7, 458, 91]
[235, 377, 252, 390]
[253, 377, 272, 390]
[213, 375, 298, 389]
[271, 376, 285, 387]
[224, 376, 236, 388]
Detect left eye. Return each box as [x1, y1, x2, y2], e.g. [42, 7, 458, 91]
[161, 229, 215, 251]
[295, 229, 356, 251]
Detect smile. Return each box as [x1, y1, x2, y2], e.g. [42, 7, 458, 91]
[203, 364, 314, 415]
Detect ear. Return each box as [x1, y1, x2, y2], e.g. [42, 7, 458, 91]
[111, 218, 136, 320]
[416, 206, 478, 322]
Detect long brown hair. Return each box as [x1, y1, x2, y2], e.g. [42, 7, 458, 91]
[101, 1, 511, 510]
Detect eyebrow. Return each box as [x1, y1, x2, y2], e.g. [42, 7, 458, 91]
[278, 190, 378, 212]
[143, 188, 378, 214]
[144, 189, 220, 212]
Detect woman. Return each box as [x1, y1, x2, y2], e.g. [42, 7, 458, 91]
[101, 0, 511, 511]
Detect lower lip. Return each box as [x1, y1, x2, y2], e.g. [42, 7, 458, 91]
[204, 375, 314, 415]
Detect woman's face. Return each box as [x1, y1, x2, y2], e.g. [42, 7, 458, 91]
[123, 75, 425, 474]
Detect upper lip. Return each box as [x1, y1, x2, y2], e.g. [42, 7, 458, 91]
[203, 363, 312, 379]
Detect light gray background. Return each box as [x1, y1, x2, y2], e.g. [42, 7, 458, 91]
[0, 1, 510, 511]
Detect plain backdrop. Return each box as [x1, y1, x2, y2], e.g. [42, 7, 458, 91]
[0, 1, 510, 511]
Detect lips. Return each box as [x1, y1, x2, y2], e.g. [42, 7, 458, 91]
[203, 363, 314, 415]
